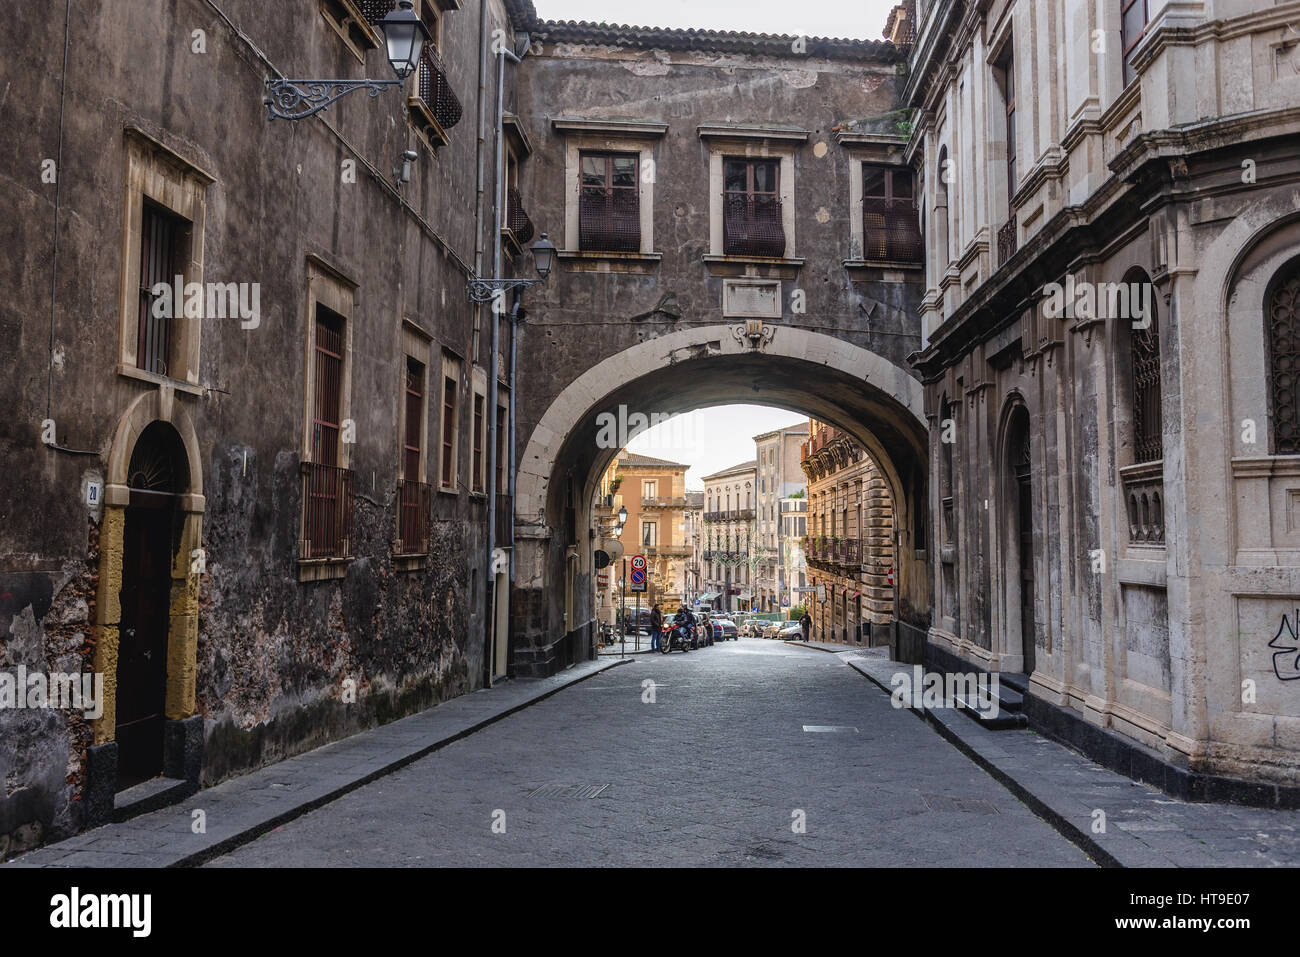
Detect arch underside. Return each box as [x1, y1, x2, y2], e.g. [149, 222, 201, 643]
[510, 326, 931, 671]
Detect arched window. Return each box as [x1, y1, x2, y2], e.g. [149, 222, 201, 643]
[1268, 260, 1300, 454]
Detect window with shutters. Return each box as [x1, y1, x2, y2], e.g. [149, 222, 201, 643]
[440, 360, 459, 492]
[472, 391, 485, 493]
[397, 355, 431, 557]
[301, 304, 355, 564]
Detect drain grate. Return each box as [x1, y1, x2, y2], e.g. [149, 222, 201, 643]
[527, 783, 611, 799]
[922, 794, 1001, 815]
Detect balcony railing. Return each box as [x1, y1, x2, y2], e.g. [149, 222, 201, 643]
[301, 462, 355, 559]
[722, 194, 785, 258]
[997, 215, 1017, 267]
[357, 0, 396, 23]
[396, 479, 433, 555]
[1122, 462, 1164, 546]
[506, 188, 534, 245]
[642, 496, 689, 509]
[862, 197, 923, 262]
[579, 187, 640, 252]
[417, 46, 463, 132]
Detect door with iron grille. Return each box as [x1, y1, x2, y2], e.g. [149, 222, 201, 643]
[1013, 420, 1035, 675]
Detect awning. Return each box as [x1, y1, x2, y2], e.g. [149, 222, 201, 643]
[696, 592, 719, 603]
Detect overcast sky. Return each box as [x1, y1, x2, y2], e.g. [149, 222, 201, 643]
[533, 0, 900, 40]
[626, 405, 810, 490]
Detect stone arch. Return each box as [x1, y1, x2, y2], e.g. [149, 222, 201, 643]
[512, 324, 927, 674]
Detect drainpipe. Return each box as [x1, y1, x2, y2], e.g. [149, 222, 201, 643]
[485, 30, 530, 686]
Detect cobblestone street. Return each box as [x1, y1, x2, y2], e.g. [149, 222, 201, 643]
[206, 639, 1092, 867]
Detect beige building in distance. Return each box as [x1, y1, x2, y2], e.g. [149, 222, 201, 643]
[802, 420, 895, 644]
[754, 426, 809, 612]
[607, 452, 691, 615]
[701, 461, 758, 614]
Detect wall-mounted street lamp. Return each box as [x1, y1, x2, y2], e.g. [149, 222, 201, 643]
[467, 234, 556, 303]
[617, 505, 629, 526]
[264, 1, 430, 121]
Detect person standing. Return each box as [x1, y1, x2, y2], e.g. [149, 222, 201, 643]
[800, 610, 812, 643]
[650, 603, 663, 652]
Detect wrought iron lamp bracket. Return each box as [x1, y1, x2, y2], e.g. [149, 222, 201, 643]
[467, 277, 544, 303]
[264, 77, 401, 121]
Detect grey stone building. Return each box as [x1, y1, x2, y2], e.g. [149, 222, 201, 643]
[907, 0, 1300, 799]
[0, 0, 536, 852]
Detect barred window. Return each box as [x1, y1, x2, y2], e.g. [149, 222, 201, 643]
[862, 165, 922, 262]
[1130, 299, 1162, 464]
[579, 152, 640, 252]
[723, 158, 784, 257]
[1269, 261, 1300, 454]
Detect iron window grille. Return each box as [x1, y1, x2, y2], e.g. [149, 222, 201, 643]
[1268, 264, 1300, 454]
[861, 165, 922, 262]
[579, 152, 640, 252]
[723, 158, 784, 258]
[137, 201, 186, 377]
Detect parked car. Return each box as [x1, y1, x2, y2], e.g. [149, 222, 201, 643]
[714, 618, 739, 641]
[777, 621, 803, 640]
[740, 619, 762, 637]
[761, 620, 783, 639]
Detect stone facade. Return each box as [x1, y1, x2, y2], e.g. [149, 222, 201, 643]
[508, 21, 932, 673]
[908, 0, 1300, 793]
[753, 426, 809, 611]
[0, 0, 533, 852]
[701, 461, 759, 614]
[802, 420, 896, 643]
[607, 452, 691, 613]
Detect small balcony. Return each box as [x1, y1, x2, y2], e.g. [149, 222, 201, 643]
[722, 194, 785, 258]
[642, 496, 689, 509]
[409, 46, 462, 148]
[503, 187, 534, 252]
[579, 186, 640, 252]
[301, 462, 355, 560]
[997, 215, 1018, 267]
[861, 197, 923, 263]
[396, 479, 433, 556]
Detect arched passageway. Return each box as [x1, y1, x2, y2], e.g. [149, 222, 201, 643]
[511, 324, 928, 675]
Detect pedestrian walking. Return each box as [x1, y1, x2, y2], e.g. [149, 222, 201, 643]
[650, 603, 663, 652]
[800, 610, 812, 643]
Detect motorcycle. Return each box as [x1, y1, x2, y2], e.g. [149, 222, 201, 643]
[660, 620, 692, 653]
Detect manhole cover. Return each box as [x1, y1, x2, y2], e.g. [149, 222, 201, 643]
[527, 784, 611, 799]
[922, 794, 1000, 815]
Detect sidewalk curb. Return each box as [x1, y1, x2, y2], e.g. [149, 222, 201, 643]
[838, 656, 1123, 868]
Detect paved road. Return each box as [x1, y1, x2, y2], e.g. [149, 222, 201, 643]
[208, 638, 1093, 866]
